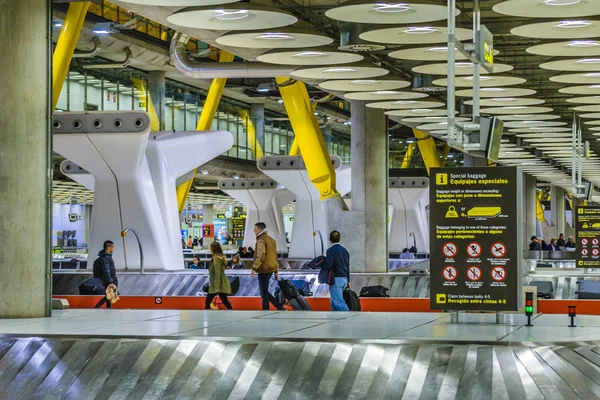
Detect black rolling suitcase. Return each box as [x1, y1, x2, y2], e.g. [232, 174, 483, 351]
[343, 288, 361, 311]
[529, 281, 554, 299]
[576, 280, 600, 299]
[359, 285, 389, 298]
[78, 278, 103, 295]
[279, 279, 312, 310]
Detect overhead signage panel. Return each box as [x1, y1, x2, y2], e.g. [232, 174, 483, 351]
[576, 206, 600, 268]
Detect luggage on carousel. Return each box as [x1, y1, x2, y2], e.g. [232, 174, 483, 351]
[78, 278, 103, 295]
[529, 281, 554, 299]
[278, 279, 300, 299]
[576, 280, 600, 299]
[359, 285, 389, 298]
[303, 255, 327, 270]
[343, 288, 361, 311]
[289, 296, 312, 311]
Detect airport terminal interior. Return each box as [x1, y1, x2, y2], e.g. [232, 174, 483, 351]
[6, 0, 600, 398]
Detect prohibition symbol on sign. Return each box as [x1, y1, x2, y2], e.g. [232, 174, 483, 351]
[491, 266, 507, 282]
[582, 248, 589, 256]
[467, 242, 482, 258]
[593, 239, 599, 246]
[443, 266, 458, 281]
[491, 242, 506, 258]
[582, 238, 589, 246]
[593, 248, 599, 256]
[467, 266, 482, 281]
[443, 242, 458, 258]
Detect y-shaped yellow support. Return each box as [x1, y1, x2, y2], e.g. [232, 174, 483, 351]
[412, 129, 442, 175]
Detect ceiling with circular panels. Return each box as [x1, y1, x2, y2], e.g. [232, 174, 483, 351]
[367, 100, 445, 110]
[412, 63, 514, 76]
[360, 27, 472, 45]
[511, 20, 600, 40]
[509, 127, 573, 133]
[166, 4, 297, 31]
[581, 113, 600, 119]
[574, 105, 600, 112]
[324, 2, 458, 25]
[493, 0, 600, 18]
[386, 109, 456, 118]
[480, 106, 554, 115]
[401, 116, 470, 124]
[464, 98, 545, 107]
[559, 85, 600, 95]
[433, 76, 526, 88]
[567, 96, 600, 104]
[527, 40, 600, 57]
[455, 88, 537, 98]
[318, 79, 410, 92]
[215, 30, 333, 49]
[541, 58, 600, 72]
[291, 65, 388, 80]
[121, 0, 237, 4]
[417, 122, 453, 131]
[343, 91, 428, 101]
[550, 72, 600, 84]
[498, 114, 561, 121]
[389, 46, 499, 62]
[503, 121, 567, 129]
[585, 120, 600, 125]
[256, 48, 363, 66]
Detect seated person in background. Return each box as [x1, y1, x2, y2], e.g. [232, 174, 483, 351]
[240, 247, 249, 258]
[228, 254, 243, 269]
[545, 238, 559, 251]
[190, 256, 201, 269]
[529, 236, 542, 250]
[557, 233, 566, 248]
[193, 236, 199, 246]
[247, 247, 255, 258]
[565, 236, 576, 249]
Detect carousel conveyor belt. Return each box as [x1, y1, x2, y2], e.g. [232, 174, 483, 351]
[2, 335, 600, 399]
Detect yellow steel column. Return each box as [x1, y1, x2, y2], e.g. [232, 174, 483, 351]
[277, 77, 338, 199]
[289, 138, 300, 156]
[412, 129, 442, 175]
[537, 191, 546, 223]
[440, 144, 451, 166]
[133, 78, 160, 132]
[238, 109, 264, 159]
[176, 50, 235, 213]
[52, 2, 91, 110]
[401, 142, 416, 169]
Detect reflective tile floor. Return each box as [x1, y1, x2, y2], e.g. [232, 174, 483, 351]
[1, 309, 599, 342]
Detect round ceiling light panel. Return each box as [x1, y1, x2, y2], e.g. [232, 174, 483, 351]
[465, 98, 545, 106]
[585, 120, 600, 125]
[344, 91, 428, 101]
[367, 100, 444, 110]
[120, 0, 237, 4]
[509, 127, 573, 133]
[215, 29, 333, 49]
[412, 62, 514, 76]
[433, 75, 526, 88]
[511, 20, 600, 39]
[527, 40, 600, 57]
[455, 88, 537, 98]
[581, 113, 600, 118]
[291, 65, 388, 80]
[574, 105, 600, 112]
[324, 1, 458, 24]
[541, 58, 600, 71]
[401, 116, 469, 123]
[386, 109, 457, 117]
[319, 78, 409, 92]
[360, 26, 471, 45]
[567, 96, 600, 104]
[167, 4, 297, 31]
[256, 48, 363, 65]
[417, 122, 456, 131]
[481, 106, 554, 114]
[389, 46, 499, 61]
[498, 114, 561, 121]
[559, 85, 600, 95]
[550, 72, 600, 84]
[493, 0, 600, 18]
[503, 121, 567, 128]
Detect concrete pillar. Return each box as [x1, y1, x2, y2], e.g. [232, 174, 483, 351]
[148, 71, 166, 131]
[550, 186, 565, 238]
[251, 104, 265, 151]
[463, 154, 487, 167]
[203, 204, 215, 242]
[350, 101, 388, 272]
[0, 0, 50, 317]
[524, 173, 538, 245]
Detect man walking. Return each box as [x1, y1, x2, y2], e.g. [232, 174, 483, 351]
[94, 240, 118, 309]
[326, 230, 350, 311]
[251, 222, 284, 310]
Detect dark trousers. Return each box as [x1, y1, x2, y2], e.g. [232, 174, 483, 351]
[258, 273, 283, 310]
[205, 293, 233, 310]
[95, 297, 112, 309]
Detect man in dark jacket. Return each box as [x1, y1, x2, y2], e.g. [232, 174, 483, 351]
[326, 231, 350, 311]
[94, 240, 118, 309]
[529, 236, 542, 251]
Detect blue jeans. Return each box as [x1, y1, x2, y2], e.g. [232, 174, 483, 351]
[330, 277, 349, 311]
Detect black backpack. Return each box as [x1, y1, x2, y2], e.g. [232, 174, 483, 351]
[93, 257, 103, 278]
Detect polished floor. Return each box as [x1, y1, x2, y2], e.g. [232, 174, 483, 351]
[1, 309, 600, 342]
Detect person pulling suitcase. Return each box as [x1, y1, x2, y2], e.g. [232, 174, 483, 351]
[326, 230, 351, 311]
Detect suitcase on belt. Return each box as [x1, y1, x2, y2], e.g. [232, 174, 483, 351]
[343, 288, 361, 311]
[359, 285, 389, 298]
[278, 279, 300, 300]
[529, 281, 554, 299]
[576, 280, 600, 299]
[78, 278, 103, 295]
[289, 296, 312, 311]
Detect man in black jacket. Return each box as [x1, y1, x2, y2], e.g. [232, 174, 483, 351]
[94, 240, 118, 309]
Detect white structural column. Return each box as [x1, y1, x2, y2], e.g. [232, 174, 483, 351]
[349, 101, 389, 272]
[0, 0, 50, 317]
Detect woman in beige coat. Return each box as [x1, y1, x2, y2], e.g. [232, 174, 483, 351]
[205, 242, 233, 310]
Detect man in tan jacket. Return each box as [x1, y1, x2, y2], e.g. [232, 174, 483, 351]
[251, 222, 284, 310]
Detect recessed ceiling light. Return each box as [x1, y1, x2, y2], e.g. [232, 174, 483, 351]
[255, 33, 293, 40]
[578, 59, 600, 64]
[412, 109, 433, 113]
[544, 0, 582, 5]
[584, 73, 600, 77]
[456, 62, 474, 68]
[394, 101, 417, 104]
[555, 20, 592, 29]
[325, 67, 356, 73]
[214, 9, 249, 21]
[293, 51, 326, 57]
[566, 40, 600, 48]
[402, 27, 438, 34]
[466, 76, 492, 81]
[372, 90, 400, 95]
[491, 97, 517, 101]
[350, 79, 377, 84]
[503, 106, 527, 109]
[426, 46, 450, 52]
[481, 88, 507, 92]
[589, 85, 600, 89]
[373, 3, 412, 13]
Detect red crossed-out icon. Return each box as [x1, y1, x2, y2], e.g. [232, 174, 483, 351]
[582, 248, 589, 256]
[467, 242, 482, 258]
[491, 266, 507, 282]
[467, 266, 482, 281]
[443, 266, 458, 281]
[491, 242, 507, 258]
[443, 242, 458, 258]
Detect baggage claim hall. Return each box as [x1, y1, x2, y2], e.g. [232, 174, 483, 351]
[5, 0, 600, 398]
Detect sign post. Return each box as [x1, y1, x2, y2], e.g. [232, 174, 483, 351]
[430, 167, 523, 312]
[575, 206, 600, 268]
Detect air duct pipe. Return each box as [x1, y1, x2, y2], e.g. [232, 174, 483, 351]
[83, 47, 131, 69]
[171, 32, 294, 79]
[72, 36, 101, 58]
